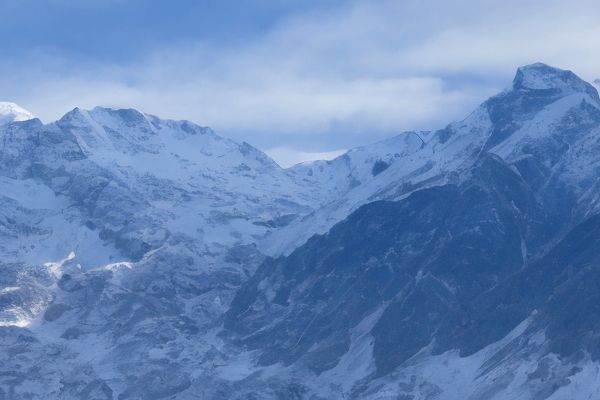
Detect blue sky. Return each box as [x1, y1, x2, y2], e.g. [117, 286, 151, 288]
[2, 0, 600, 166]
[0, 1, 342, 62]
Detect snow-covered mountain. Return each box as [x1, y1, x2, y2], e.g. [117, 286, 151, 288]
[0, 106, 327, 266]
[0, 102, 34, 126]
[2, 63, 600, 399]
[227, 63, 600, 399]
[0, 105, 336, 398]
[265, 63, 600, 256]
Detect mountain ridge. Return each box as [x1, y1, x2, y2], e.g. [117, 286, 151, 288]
[2, 62, 600, 399]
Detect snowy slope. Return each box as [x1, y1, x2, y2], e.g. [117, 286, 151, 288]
[0, 104, 333, 399]
[0, 104, 336, 347]
[287, 131, 428, 201]
[263, 63, 600, 256]
[0, 102, 34, 126]
[0, 106, 325, 268]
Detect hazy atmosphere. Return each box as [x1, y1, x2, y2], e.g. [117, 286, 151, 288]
[3, 0, 600, 166]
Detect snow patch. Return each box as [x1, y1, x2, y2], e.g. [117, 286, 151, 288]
[0, 101, 34, 126]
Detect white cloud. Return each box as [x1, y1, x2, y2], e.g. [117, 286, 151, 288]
[2, 0, 600, 164]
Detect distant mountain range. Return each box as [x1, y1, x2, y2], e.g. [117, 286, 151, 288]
[1, 63, 600, 399]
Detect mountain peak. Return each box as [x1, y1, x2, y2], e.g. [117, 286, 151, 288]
[512, 63, 599, 100]
[0, 102, 35, 126]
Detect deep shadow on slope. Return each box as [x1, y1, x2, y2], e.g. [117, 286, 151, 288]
[224, 154, 555, 375]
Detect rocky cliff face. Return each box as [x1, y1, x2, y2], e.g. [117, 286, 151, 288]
[2, 63, 600, 399]
[225, 64, 600, 399]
